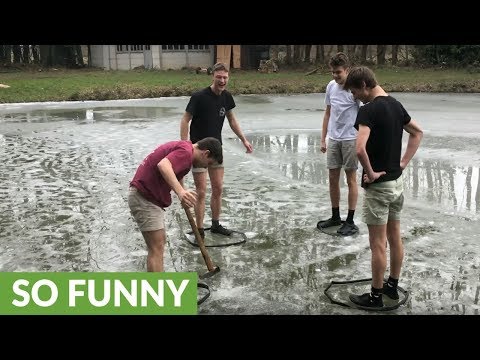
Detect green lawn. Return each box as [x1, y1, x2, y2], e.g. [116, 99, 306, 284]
[1, 66, 480, 103]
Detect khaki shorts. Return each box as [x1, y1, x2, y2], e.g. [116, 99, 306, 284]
[362, 177, 404, 225]
[128, 187, 165, 232]
[327, 139, 358, 170]
[192, 162, 224, 173]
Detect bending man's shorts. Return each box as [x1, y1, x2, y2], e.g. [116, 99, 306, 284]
[363, 177, 404, 225]
[128, 187, 165, 232]
[192, 162, 224, 173]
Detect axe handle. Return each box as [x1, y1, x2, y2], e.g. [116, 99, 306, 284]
[184, 207, 216, 271]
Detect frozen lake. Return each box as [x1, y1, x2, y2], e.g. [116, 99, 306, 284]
[0, 92, 479, 314]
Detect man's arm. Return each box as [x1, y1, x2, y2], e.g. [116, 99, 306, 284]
[226, 111, 253, 153]
[356, 124, 386, 183]
[400, 119, 423, 169]
[157, 157, 196, 208]
[180, 112, 193, 140]
[320, 105, 331, 153]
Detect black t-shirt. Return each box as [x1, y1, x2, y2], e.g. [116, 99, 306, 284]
[185, 86, 236, 144]
[354, 95, 411, 186]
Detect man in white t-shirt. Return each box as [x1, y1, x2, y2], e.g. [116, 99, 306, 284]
[317, 52, 362, 236]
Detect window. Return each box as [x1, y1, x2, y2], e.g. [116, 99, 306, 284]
[161, 45, 210, 51]
[161, 45, 185, 51]
[116, 45, 150, 53]
[187, 45, 210, 51]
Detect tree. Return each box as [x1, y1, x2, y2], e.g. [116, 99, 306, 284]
[391, 45, 399, 65]
[377, 45, 386, 65]
[360, 45, 368, 64]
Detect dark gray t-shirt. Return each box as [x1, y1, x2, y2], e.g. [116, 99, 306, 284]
[186, 86, 235, 144]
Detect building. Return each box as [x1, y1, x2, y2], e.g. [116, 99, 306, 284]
[90, 45, 214, 70]
[89, 45, 270, 70]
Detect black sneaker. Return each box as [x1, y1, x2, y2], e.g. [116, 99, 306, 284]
[210, 223, 233, 236]
[317, 217, 342, 229]
[383, 282, 399, 300]
[337, 222, 359, 236]
[349, 292, 383, 308]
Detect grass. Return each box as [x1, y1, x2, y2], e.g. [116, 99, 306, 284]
[1, 66, 480, 104]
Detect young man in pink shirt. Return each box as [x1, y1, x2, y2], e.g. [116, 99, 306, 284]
[128, 137, 223, 271]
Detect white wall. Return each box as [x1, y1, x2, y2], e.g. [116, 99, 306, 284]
[90, 45, 214, 70]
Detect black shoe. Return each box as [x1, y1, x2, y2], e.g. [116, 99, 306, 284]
[317, 217, 342, 229]
[210, 223, 233, 236]
[349, 292, 383, 308]
[337, 222, 359, 236]
[383, 282, 399, 300]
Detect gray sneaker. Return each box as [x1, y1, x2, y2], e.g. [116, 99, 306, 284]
[337, 222, 359, 236]
[383, 282, 399, 300]
[317, 217, 342, 229]
[210, 224, 233, 236]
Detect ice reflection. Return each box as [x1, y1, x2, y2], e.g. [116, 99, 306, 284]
[248, 133, 480, 214]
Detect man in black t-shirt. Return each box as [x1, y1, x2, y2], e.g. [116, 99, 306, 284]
[343, 66, 423, 309]
[180, 62, 253, 237]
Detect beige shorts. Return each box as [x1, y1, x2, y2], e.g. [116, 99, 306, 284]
[128, 187, 165, 232]
[327, 139, 358, 170]
[362, 177, 404, 225]
[192, 162, 224, 173]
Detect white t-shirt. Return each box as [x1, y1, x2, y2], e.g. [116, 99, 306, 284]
[325, 80, 362, 141]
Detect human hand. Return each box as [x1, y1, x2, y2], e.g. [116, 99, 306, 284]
[363, 171, 386, 184]
[179, 190, 197, 208]
[320, 140, 327, 153]
[243, 140, 253, 153]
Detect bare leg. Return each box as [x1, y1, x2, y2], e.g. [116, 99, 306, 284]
[208, 167, 224, 221]
[367, 224, 388, 289]
[386, 219, 403, 279]
[345, 169, 358, 212]
[193, 171, 208, 228]
[328, 168, 341, 208]
[142, 229, 166, 272]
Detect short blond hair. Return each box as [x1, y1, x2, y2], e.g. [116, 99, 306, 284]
[212, 62, 229, 73]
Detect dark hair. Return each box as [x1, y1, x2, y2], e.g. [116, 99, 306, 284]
[343, 66, 378, 91]
[196, 137, 223, 164]
[212, 62, 229, 73]
[329, 52, 350, 68]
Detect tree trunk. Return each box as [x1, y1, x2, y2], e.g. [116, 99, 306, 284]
[0, 45, 6, 63]
[271, 45, 279, 62]
[3, 45, 12, 64]
[87, 45, 92, 66]
[347, 45, 356, 58]
[285, 45, 292, 65]
[75, 45, 84, 66]
[32, 45, 40, 64]
[12, 45, 22, 63]
[315, 45, 324, 65]
[360, 45, 368, 64]
[304, 44, 312, 63]
[22, 45, 30, 64]
[39, 45, 52, 66]
[293, 45, 301, 64]
[377, 45, 386, 65]
[391, 45, 399, 65]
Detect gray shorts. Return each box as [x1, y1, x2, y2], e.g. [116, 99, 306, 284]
[362, 177, 404, 225]
[128, 187, 165, 232]
[327, 139, 358, 170]
[192, 162, 224, 173]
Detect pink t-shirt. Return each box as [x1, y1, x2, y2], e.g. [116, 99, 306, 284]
[130, 140, 193, 208]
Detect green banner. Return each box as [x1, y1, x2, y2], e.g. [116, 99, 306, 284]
[0, 272, 197, 315]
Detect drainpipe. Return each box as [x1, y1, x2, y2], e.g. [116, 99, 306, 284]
[159, 45, 163, 69]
